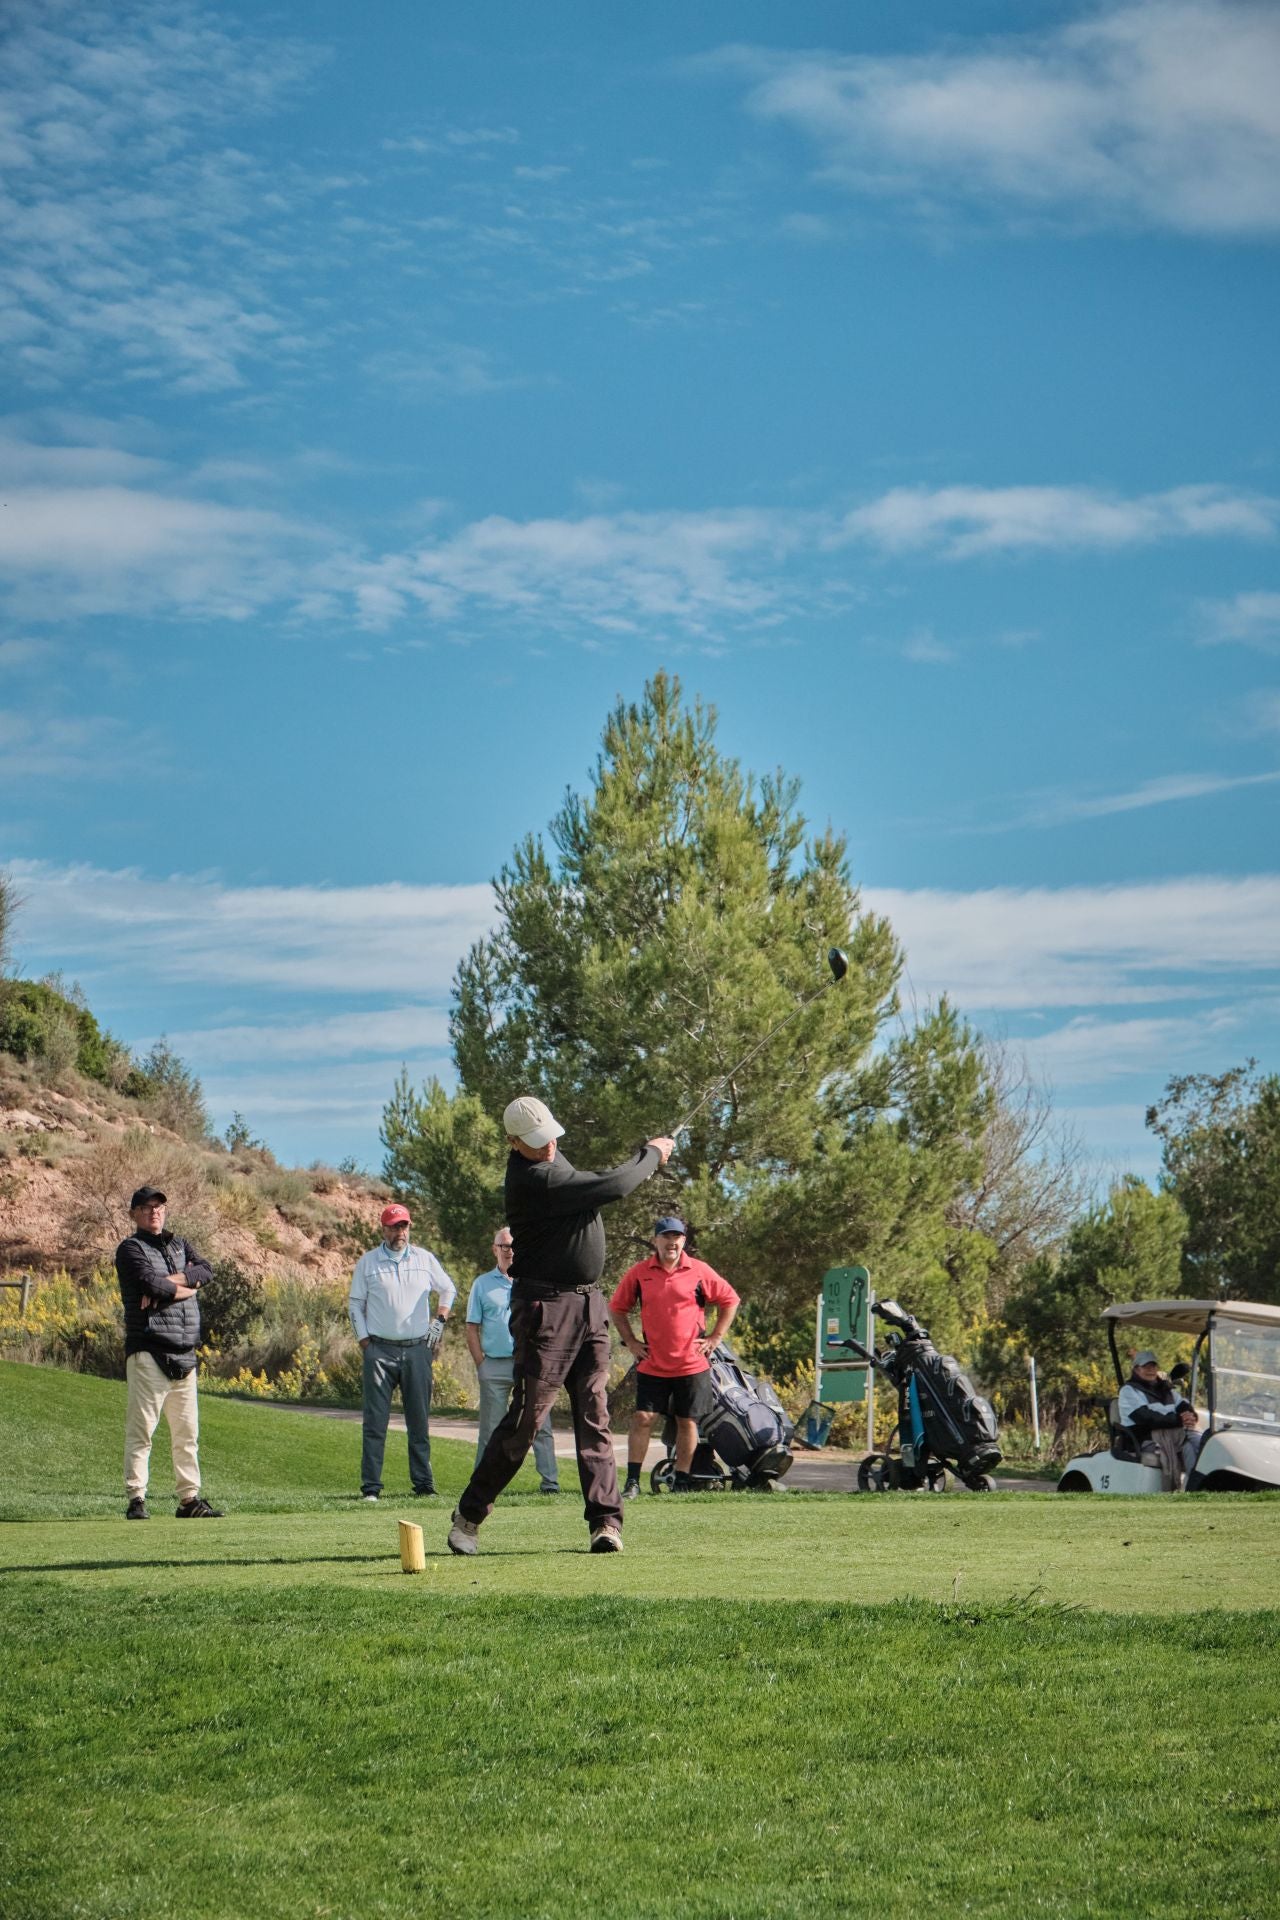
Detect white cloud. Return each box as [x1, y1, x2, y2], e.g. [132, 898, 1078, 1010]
[1199, 590, 1280, 649]
[0, 479, 311, 620]
[841, 484, 1279, 558]
[168, 1005, 451, 1065]
[2, 433, 1276, 631]
[717, 1, 1280, 235]
[0, 637, 56, 670]
[1019, 769, 1280, 826]
[866, 874, 1280, 1012]
[10, 859, 1278, 1166]
[327, 508, 814, 635]
[0, 2, 327, 392]
[7, 861, 495, 995]
[1020, 1009, 1244, 1085]
[0, 709, 128, 778]
[1244, 690, 1280, 736]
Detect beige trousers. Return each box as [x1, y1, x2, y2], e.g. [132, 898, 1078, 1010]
[124, 1352, 201, 1502]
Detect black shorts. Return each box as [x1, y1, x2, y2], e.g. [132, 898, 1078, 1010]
[635, 1369, 713, 1421]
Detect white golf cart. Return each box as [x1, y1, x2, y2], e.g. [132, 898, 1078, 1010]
[1056, 1298, 1280, 1494]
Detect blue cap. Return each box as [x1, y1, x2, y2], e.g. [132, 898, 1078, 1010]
[654, 1216, 687, 1235]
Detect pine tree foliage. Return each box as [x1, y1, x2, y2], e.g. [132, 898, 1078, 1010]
[1147, 1062, 1280, 1304]
[387, 674, 999, 1345]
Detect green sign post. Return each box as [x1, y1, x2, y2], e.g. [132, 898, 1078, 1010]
[816, 1265, 872, 1402]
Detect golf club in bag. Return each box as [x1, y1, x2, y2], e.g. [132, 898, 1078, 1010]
[648, 1340, 796, 1493]
[831, 1298, 1001, 1492]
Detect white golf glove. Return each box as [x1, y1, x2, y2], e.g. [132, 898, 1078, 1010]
[425, 1317, 446, 1355]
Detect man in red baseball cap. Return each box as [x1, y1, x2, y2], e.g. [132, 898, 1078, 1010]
[348, 1202, 457, 1501]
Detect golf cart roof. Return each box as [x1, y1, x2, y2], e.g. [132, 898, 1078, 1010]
[1102, 1299, 1280, 1334]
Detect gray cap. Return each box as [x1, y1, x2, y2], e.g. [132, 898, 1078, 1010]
[1133, 1349, 1160, 1368]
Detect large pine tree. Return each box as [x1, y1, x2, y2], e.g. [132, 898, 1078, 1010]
[384, 674, 995, 1348]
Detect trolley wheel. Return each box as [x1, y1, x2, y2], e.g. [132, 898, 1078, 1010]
[962, 1473, 995, 1492]
[924, 1464, 950, 1494]
[856, 1452, 895, 1493]
[649, 1457, 676, 1495]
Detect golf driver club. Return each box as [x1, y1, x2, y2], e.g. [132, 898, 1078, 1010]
[670, 946, 849, 1137]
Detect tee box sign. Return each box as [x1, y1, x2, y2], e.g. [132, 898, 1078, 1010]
[820, 1265, 871, 1403]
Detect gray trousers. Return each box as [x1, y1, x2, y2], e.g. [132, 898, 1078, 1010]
[476, 1354, 559, 1490]
[361, 1338, 434, 1495]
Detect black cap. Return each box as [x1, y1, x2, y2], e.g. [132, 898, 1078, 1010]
[130, 1186, 167, 1210]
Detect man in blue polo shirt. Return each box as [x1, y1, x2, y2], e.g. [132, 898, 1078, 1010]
[464, 1225, 560, 1494]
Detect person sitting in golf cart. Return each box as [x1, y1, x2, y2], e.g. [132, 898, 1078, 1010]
[1118, 1350, 1201, 1490]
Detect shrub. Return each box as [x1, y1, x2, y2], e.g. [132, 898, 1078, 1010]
[198, 1261, 262, 1348]
[123, 1038, 209, 1141]
[0, 978, 130, 1087]
[65, 1129, 219, 1265]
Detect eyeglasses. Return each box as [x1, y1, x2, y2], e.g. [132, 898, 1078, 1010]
[495, 1243, 514, 1252]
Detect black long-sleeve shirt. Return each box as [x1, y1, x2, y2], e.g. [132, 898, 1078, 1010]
[505, 1144, 662, 1291]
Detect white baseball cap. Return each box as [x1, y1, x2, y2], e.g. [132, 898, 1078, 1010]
[502, 1095, 565, 1148]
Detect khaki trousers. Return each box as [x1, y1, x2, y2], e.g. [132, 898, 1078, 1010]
[125, 1352, 201, 1502]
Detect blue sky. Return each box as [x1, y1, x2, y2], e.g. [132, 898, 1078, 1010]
[2, 0, 1278, 1176]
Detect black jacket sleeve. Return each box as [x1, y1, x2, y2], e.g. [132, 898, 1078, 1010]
[1130, 1402, 1189, 1431]
[537, 1146, 663, 1217]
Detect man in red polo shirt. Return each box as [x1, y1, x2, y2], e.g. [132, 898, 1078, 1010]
[609, 1215, 739, 1496]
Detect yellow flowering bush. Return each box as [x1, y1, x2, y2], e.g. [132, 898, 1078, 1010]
[0, 1270, 124, 1376]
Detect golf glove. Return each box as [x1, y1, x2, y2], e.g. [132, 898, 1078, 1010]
[426, 1317, 446, 1355]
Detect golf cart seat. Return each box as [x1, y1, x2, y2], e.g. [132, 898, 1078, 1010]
[1107, 1399, 1156, 1465]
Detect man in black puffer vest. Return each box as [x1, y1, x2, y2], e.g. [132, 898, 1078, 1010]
[115, 1185, 223, 1520]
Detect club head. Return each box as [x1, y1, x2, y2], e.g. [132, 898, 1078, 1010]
[827, 946, 849, 983]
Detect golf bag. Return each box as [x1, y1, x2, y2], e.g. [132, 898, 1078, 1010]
[651, 1344, 796, 1492]
[840, 1298, 1001, 1492]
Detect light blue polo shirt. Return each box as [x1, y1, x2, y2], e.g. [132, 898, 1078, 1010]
[466, 1267, 515, 1360]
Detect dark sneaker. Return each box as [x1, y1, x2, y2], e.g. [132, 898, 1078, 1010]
[175, 1496, 224, 1518]
[539, 1484, 562, 1495]
[125, 1497, 148, 1521]
[589, 1524, 624, 1553]
[412, 1486, 437, 1498]
[622, 1479, 641, 1501]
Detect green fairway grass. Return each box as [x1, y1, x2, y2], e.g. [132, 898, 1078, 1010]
[3, 1360, 1278, 1919]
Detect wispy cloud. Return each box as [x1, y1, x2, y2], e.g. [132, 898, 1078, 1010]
[712, 1, 1280, 235]
[3, 411, 1275, 634]
[7, 860, 495, 995]
[0, 478, 312, 621]
[0, 710, 127, 779]
[1199, 590, 1280, 650]
[0, 2, 328, 392]
[841, 484, 1279, 558]
[867, 875, 1280, 1012]
[11, 860, 1278, 1162]
[1021, 1009, 1246, 1086]
[1244, 690, 1280, 737]
[167, 1006, 451, 1065]
[325, 508, 815, 636]
[1018, 769, 1280, 826]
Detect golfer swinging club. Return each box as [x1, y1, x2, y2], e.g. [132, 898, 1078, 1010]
[448, 1097, 674, 1556]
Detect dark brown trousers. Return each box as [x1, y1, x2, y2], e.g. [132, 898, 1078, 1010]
[457, 1285, 622, 1531]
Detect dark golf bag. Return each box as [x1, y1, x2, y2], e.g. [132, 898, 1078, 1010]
[652, 1344, 795, 1492]
[844, 1299, 1001, 1492]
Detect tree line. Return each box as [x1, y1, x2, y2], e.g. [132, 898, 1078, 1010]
[381, 674, 1280, 1418]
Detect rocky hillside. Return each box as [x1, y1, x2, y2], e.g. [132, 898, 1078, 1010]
[0, 1059, 388, 1283]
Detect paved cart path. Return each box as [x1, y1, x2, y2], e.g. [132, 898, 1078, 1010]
[278, 1403, 1053, 1491]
